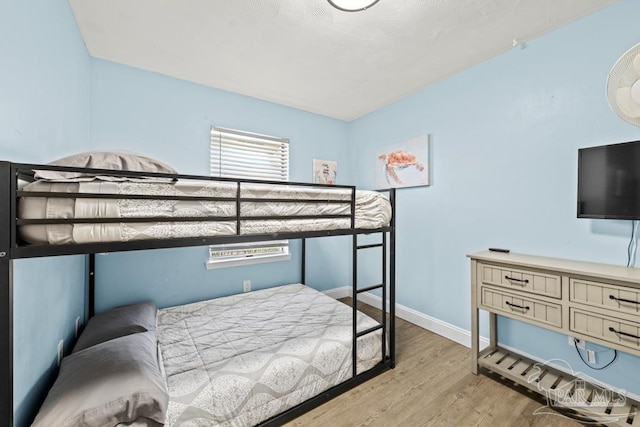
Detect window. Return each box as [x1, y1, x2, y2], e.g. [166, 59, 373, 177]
[206, 126, 290, 269]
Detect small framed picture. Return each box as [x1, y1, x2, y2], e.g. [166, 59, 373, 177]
[312, 159, 337, 185]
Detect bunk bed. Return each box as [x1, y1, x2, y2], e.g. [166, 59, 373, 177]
[0, 158, 396, 427]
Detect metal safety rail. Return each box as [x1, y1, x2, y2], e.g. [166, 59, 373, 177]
[8, 162, 362, 258]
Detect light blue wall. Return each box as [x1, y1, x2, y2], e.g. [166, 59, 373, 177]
[89, 59, 353, 311]
[350, 0, 640, 395]
[0, 0, 90, 425]
[13, 258, 86, 427]
[0, 0, 91, 161]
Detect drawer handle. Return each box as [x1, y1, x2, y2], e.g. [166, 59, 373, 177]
[504, 275, 529, 284]
[609, 295, 640, 305]
[608, 327, 640, 340]
[505, 301, 530, 311]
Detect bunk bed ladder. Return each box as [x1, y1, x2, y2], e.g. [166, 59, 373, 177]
[352, 231, 388, 378]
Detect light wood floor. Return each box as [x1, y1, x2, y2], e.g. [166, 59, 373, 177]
[284, 300, 581, 427]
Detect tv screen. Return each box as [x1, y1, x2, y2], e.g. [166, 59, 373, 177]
[578, 140, 640, 219]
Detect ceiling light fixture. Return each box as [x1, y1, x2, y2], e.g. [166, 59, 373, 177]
[327, 0, 380, 12]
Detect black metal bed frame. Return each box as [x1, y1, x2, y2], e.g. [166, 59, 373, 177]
[0, 161, 396, 427]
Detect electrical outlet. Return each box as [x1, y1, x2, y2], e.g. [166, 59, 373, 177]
[57, 340, 64, 367]
[243, 280, 251, 293]
[567, 336, 586, 349]
[75, 316, 81, 338]
[587, 349, 596, 364]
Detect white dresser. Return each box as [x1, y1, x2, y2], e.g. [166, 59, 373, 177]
[469, 251, 640, 425]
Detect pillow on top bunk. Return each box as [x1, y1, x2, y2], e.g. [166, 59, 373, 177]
[34, 150, 178, 181]
[32, 331, 168, 427]
[73, 301, 157, 353]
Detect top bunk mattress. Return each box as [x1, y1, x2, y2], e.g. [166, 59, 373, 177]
[18, 180, 392, 244]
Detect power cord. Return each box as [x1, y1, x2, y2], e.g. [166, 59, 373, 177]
[628, 220, 639, 267]
[574, 338, 617, 370]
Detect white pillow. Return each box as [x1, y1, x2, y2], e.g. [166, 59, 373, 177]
[34, 151, 177, 181]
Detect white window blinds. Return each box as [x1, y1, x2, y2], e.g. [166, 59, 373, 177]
[207, 126, 290, 269]
[210, 127, 289, 181]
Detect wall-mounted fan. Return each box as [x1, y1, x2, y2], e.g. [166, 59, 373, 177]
[607, 42, 640, 127]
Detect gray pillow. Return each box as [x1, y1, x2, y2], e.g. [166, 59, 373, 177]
[34, 150, 177, 181]
[32, 332, 168, 427]
[73, 301, 157, 353]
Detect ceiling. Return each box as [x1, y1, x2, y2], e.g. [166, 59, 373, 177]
[68, 0, 616, 121]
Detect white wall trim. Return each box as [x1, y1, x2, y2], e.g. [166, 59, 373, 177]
[323, 286, 490, 349]
[205, 253, 291, 269]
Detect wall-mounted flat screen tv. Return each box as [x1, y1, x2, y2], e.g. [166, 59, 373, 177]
[578, 140, 640, 220]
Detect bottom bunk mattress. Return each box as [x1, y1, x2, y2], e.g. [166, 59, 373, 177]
[157, 284, 383, 427]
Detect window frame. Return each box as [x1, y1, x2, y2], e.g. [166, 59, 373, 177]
[206, 126, 291, 269]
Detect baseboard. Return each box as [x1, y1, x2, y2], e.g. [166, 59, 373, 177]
[323, 286, 490, 349]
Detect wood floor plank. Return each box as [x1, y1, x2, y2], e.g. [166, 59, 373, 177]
[284, 299, 581, 427]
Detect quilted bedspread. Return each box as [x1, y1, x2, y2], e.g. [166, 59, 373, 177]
[157, 284, 383, 427]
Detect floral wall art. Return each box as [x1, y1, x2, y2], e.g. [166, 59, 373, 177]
[312, 159, 337, 185]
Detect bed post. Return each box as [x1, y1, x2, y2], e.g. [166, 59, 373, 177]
[300, 238, 306, 285]
[351, 233, 358, 378]
[0, 259, 12, 427]
[389, 188, 396, 367]
[351, 186, 358, 376]
[88, 254, 95, 318]
[0, 161, 14, 427]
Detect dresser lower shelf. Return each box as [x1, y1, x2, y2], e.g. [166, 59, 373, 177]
[478, 346, 640, 426]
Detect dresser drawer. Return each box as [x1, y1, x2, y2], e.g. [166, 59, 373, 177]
[570, 308, 640, 351]
[570, 278, 640, 317]
[480, 286, 562, 328]
[480, 264, 561, 299]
